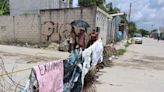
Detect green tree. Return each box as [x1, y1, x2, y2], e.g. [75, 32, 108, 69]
[79, 0, 96, 7]
[120, 13, 128, 23]
[78, 0, 106, 11]
[106, 2, 128, 23]
[96, 0, 105, 6]
[138, 29, 150, 36]
[128, 22, 137, 37]
[78, 0, 105, 8]
[0, 0, 9, 15]
[151, 29, 158, 32]
[106, 2, 120, 14]
[106, 2, 113, 11]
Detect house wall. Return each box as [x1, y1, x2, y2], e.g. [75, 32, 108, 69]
[40, 7, 96, 43]
[0, 7, 120, 45]
[14, 15, 40, 43]
[96, 10, 110, 44]
[96, 8, 119, 45]
[0, 15, 40, 43]
[123, 25, 128, 40]
[0, 16, 15, 42]
[10, 0, 70, 15]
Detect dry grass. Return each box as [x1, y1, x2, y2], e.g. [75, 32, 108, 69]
[83, 68, 97, 92]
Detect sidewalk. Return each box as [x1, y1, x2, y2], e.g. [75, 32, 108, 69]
[96, 38, 164, 92]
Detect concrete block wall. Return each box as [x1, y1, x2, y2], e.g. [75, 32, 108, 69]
[106, 19, 112, 44]
[0, 16, 15, 42]
[96, 8, 121, 45]
[41, 7, 96, 30]
[96, 10, 112, 45]
[14, 15, 40, 43]
[0, 15, 40, 44]
[0, 7, 118, 45]
[40, 7, 117, 45]
[40, 7, 96, 43]
[111, 19, 116, 42]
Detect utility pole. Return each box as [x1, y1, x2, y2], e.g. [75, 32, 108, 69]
[128, 2, 132, 23]
[127, 2, 132, 38]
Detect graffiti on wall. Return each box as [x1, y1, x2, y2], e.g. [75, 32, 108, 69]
[41, 21, 72, 44]
[41, 21, 58, 43]
[41, 21, 91, 51]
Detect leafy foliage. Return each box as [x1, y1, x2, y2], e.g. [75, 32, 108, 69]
[120, 13, 128, 23]
[78, 0, 105, 7]
[0, 0, 9, 15]
[78, 0, 96, 7]
[151, 29, 158, 32]
[138, 29, 150, 36]
[116, 49, 126, 56]
[128, 22, 137, 37]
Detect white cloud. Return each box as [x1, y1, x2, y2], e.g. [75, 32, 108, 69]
[162, 7, 164, 10]
[72, 0, 78, 7]
[106, 0, 164, 30]
[157, 0, 164, 5]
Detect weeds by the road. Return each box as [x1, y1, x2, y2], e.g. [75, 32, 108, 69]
[125, 42, 132, 47]
[116, 49, 126, 56]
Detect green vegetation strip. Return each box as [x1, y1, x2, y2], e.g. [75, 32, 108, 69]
[116, 49, 126, 56]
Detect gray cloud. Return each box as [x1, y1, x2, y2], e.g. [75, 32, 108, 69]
[106, 0, 164, 30]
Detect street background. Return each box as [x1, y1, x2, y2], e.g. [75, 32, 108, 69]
[97, 38, 164, 92]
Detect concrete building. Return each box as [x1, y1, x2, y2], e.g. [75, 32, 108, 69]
[0, 7, 122, 45]
[40, 7, 120, 45]
[9, 0, 70, 15]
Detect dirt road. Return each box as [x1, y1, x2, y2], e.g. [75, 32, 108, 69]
[0, 38, 164, 92]
[0, 45, 69, 91]
[96, 38, 164, 92]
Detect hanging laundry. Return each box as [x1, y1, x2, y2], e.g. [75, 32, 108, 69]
[82, 46, 92, 77]
[81, 39, 104, 90]
[91, 39, 103, 66]
[64, 49, 83, 92]
[81, 46, 92, 89]
[21, 40, 104, 92]
[33, 60, 64, 92]
[21, 69, 38, 92]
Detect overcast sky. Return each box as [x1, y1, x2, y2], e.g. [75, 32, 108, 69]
[106, 0, 164, 30]
[72, 0, 164, 30]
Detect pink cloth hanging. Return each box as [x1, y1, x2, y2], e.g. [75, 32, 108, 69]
[34, 60, 63, 92]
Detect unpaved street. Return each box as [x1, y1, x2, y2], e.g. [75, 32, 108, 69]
[97, 38, 164, 92]
[0, 45, 69, 91]
[0, 38, 164, 92]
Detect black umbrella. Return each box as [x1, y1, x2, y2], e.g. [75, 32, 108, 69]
[71, 20, 90, 28]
